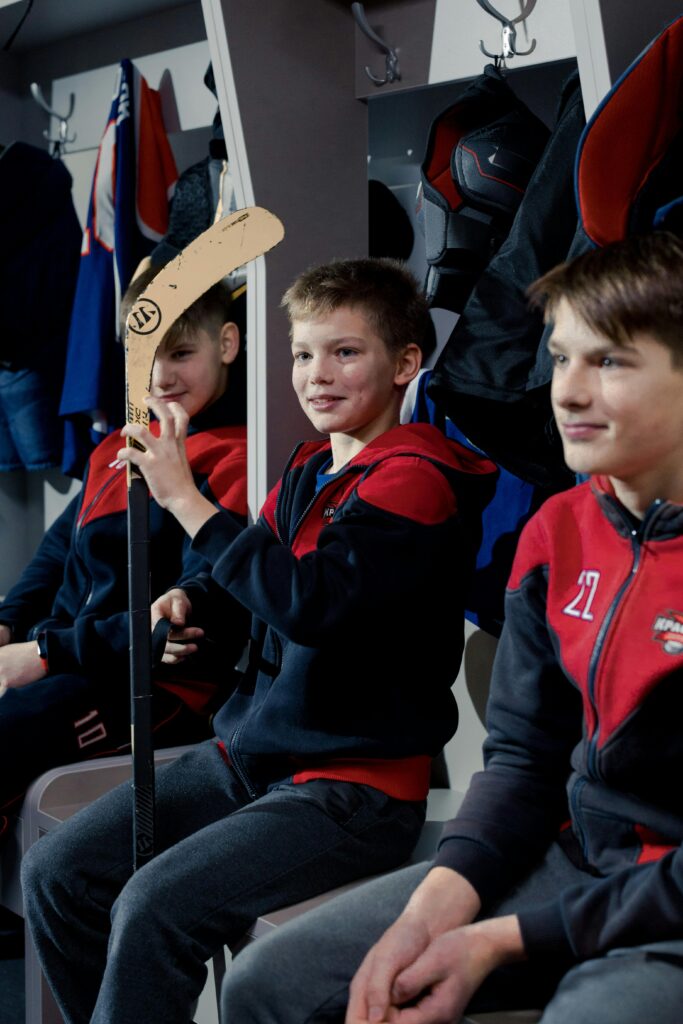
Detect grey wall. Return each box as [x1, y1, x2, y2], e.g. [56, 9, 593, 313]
[600, 0, 682, 80]
[220, 0, 370, 486]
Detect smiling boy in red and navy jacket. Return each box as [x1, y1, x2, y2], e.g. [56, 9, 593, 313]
[21, 257, 496, 1024]
[215, 232, 683, 1024]
[186, 417, 491, 800]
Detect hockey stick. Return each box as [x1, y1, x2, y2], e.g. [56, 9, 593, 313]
[124, 206, 284, 870]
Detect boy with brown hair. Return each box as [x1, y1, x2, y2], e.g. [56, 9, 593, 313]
[21, 257, 495, 1024]
[0, 268, 249, 840]
[219, 232, 683, 1024]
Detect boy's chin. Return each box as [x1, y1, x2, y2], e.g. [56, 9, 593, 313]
[561, 443, 605, 478]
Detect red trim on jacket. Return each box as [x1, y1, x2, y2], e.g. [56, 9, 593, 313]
[292, 755, 432, 801]
[154, 677, 218, 715]
[78, 424, 247, 527]
[634, 824, 677, 865]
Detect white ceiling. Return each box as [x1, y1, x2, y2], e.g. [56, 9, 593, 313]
[0, 0, 195, 53]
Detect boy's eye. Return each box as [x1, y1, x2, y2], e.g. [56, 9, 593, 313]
[551, 352, 567, 366]
[293, 351, 311, 362]
[338, 347, 358, 358]
[171, 349, 193, 360]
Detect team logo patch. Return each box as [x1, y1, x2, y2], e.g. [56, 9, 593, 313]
[653, 611, 683, 655]
[322, 503, 337, 521]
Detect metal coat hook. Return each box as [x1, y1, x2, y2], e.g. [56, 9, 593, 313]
[477, 0, 537, 67]
[30, 82, 77, 157]
[351, 2, 400, 87]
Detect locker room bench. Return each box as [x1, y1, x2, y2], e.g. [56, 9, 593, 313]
[221, 787, 541, 1024]
[0, 745, 192, 1024]
[0, 624, 540, 1023]
[0, 749, 463, 1024]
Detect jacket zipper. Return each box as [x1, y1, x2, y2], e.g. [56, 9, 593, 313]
[228, 721, 258, 799]
[583, 497, 665, 778]
[274, 449, 365, 544]
[72, 469, 126, 615]
[585, 538, 640, 778]
[77, 468, 123, 530]
[573, 499, 668, 855]
[569, 775, 589, 857]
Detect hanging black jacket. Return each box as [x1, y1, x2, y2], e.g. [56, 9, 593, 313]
[428, 72, 585, 491]
[0, 141, 81, 373]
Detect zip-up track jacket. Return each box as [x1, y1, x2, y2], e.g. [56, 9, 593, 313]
[0, 397, 248, 690]
[435, 478, 683, 962]
[183, 423, 496, 801]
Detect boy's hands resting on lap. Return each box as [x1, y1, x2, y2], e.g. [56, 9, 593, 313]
[151, 588, 204, 665]
[347, 868, 525, 1024]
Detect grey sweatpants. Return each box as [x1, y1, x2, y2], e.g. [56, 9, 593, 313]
[221, 842, 683, 1024]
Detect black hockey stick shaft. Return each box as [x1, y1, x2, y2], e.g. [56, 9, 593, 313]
[127, 468, 155, 870]
[124, 206, 285, 875]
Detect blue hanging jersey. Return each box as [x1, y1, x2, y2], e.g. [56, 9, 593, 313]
[59, 58, 178, 477]
[404, 369, 541, 636]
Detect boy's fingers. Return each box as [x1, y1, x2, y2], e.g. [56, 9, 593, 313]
[146, 396, 188, 442]
[162, 642, 198, 664]
[120, 422, 150, 443]
[169, 401, 189, 439]
[165, 640, 198, 654]
[171, 596, 190, 624]
[145, 396, 172, 431]
[168, 627, 204, 642]
[346, 955, 376, 1022]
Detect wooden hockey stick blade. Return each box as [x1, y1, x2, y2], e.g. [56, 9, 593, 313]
[125, 205, 284, 436]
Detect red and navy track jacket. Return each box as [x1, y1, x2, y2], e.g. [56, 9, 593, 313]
[181, 422, 497, 802]
[0, 393, 248, 697]
[435, 477, 683, 961]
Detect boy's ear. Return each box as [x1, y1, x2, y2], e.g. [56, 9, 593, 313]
[394, 343, 422, 387]
[219, 322, 240, 365]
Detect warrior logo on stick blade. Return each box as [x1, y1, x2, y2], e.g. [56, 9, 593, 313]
[128, 299, 162, 335]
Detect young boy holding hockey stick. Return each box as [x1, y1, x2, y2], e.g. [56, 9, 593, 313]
[219, 231, 683, 1024]
[0, 268, 249, 843]
[21, 257, 495, 1024]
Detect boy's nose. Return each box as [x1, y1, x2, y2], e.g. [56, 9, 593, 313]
[151, 358, 176, 391]
[552, 365, 592, 410]
[310, 358, 333, 384]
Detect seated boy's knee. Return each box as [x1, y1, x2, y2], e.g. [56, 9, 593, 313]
[109, 868, 168, 936]
[221, 945, 269, 1020]
[21, 831, 66, 902]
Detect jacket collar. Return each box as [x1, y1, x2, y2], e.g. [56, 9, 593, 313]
[287, 422, 496, 478]
[591, 476, 683, 541]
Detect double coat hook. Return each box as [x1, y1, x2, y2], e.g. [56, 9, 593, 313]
[351, 2, 401, 87]
[477, 0, 537, 67]
[30, 82, 77, 157]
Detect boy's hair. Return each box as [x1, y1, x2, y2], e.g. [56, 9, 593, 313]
[281, 257, 436, 360]
[120, 264, 238, 348]
[528, 231, 683, 365]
